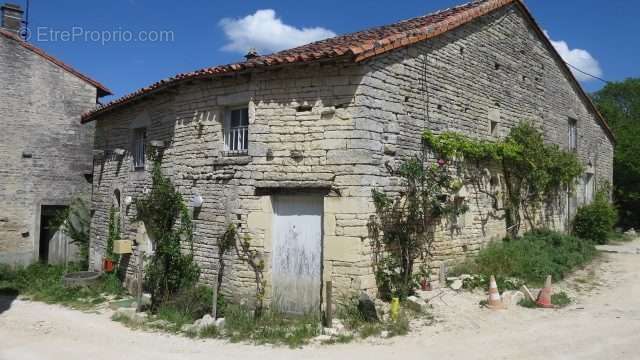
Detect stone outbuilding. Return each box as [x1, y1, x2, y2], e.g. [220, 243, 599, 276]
[82, 0, 614, 313]
[0, 3, 111, 265]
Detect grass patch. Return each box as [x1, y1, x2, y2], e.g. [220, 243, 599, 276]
[453, 230, 596, 289]
[198, 325, 220, 338]
[0, 263, 124, 309]
[517, 297, 537, 308]
[336, 295, 412, 340]
[607, 231, 635, 243]
[224, 304, 321, 348]
[551, 291, 571, 307]
[517, 291, 571, 308]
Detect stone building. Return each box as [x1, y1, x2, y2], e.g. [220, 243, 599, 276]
[0, 3, 111, 265]
[82, 0, 614, 313]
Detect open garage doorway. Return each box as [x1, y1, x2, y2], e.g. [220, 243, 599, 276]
[39, 205, 69, 264]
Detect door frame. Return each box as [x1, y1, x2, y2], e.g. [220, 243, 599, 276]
[33, 198, 71, 264]
[270, 193, 325, 315]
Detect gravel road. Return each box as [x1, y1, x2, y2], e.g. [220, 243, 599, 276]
[1, 240, 639, 360]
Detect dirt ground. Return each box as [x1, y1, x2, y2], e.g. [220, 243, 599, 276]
[1, 240, 639, 360]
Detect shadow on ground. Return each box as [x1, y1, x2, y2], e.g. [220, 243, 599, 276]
[0, 289, 19, 314]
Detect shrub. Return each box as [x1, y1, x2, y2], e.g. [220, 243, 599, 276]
[158, 285, 225, 323]
[454, 230, 596, 289]
[573, 189, 618, 244]
[136, 160, 200, 310]
[551, 292, 571, 307]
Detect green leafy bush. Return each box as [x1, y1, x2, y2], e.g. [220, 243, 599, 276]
[573, 189, 618, 244]
[136, 160, 200, 310]
[454, 230, 596, 289]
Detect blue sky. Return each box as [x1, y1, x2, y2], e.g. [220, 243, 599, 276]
[15, 0, 639, 101]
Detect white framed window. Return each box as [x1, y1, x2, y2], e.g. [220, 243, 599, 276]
[133, 127, 146, 170]
[224, 107, 249, 154]
[568, 118, 577, 151]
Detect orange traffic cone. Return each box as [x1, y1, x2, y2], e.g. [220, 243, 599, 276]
[536, 275, 554, 308]
[487, 275, 505, 309]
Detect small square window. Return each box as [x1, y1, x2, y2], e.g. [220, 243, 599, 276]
[224, 107, 249, 154]
[133, 128, 146, 170]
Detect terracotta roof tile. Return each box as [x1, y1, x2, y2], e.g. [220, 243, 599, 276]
[83, 0, 509, 122]
[0, 28, 112, 96]
[79, 0, 615, 144]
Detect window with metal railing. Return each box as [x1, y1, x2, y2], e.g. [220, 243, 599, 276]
[224, 107, 249, 154]
[133, 127, 146, 170]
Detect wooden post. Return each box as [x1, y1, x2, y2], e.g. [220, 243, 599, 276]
[325, 280, 332, 327]
[212, 285, 218, 319]
[136, 252, 144, 312]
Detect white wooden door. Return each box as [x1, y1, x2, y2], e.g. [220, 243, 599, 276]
[272, 195, 323, 314]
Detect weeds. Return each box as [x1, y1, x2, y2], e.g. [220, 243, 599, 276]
[551, 292, 571, 307]
[224, 305, 321, 348]
[453, 230, 596, 289]
[517, 291, 571, 308]
[0, 263, 124, 309]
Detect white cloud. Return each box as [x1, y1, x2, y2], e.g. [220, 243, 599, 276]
[219, 9, 336, 54]
[544, 30, 602, 82]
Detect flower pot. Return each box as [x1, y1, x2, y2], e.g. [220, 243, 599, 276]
[103, 259, 115, 273]
[420, 278, 432, 291]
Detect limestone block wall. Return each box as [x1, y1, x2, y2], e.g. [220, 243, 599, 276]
[0, 35, 97, 265]
[89, 61, 383, 304]
[356, 4, 614, 281]
[88, 3, 614, 302]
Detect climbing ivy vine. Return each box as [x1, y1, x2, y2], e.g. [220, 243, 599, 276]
[136, 157, 200, 310]
[423, 122, 584, 237]
[368, 156, 467, 299]
[106, 206, 120, 262]
[219, 224, 266, 317]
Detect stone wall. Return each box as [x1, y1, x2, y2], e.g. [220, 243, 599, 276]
[88, 3, 613, 304]
[357, 4, 614, 281]
[0, 35, 98, 265]
[89, 61, 381, 303]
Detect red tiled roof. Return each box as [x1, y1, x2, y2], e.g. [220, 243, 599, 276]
[82, 0, 512, 122]
[78, 0, 614, 143]
[0, 28, 112, 97]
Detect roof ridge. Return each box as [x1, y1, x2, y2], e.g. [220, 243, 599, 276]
[83, 0, 505, 122]
[0, 28, 112, 96]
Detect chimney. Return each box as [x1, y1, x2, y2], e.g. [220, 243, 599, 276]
[244, 48, 259, 60]
[1, 3, 23, 36]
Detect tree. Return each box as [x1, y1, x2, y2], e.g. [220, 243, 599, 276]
[592, 79, 640, 228]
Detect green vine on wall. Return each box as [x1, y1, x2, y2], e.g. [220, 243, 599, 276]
[136, 158, 200, 310]
[106, 206, 120, 262]
[368, 156, 467, 299]
[219, 224, 266, 317]
[423, 122, 584, 237]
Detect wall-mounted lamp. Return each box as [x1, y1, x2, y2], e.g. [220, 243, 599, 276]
[150, 140, 165, 149]
[189, 194, 204, 208]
